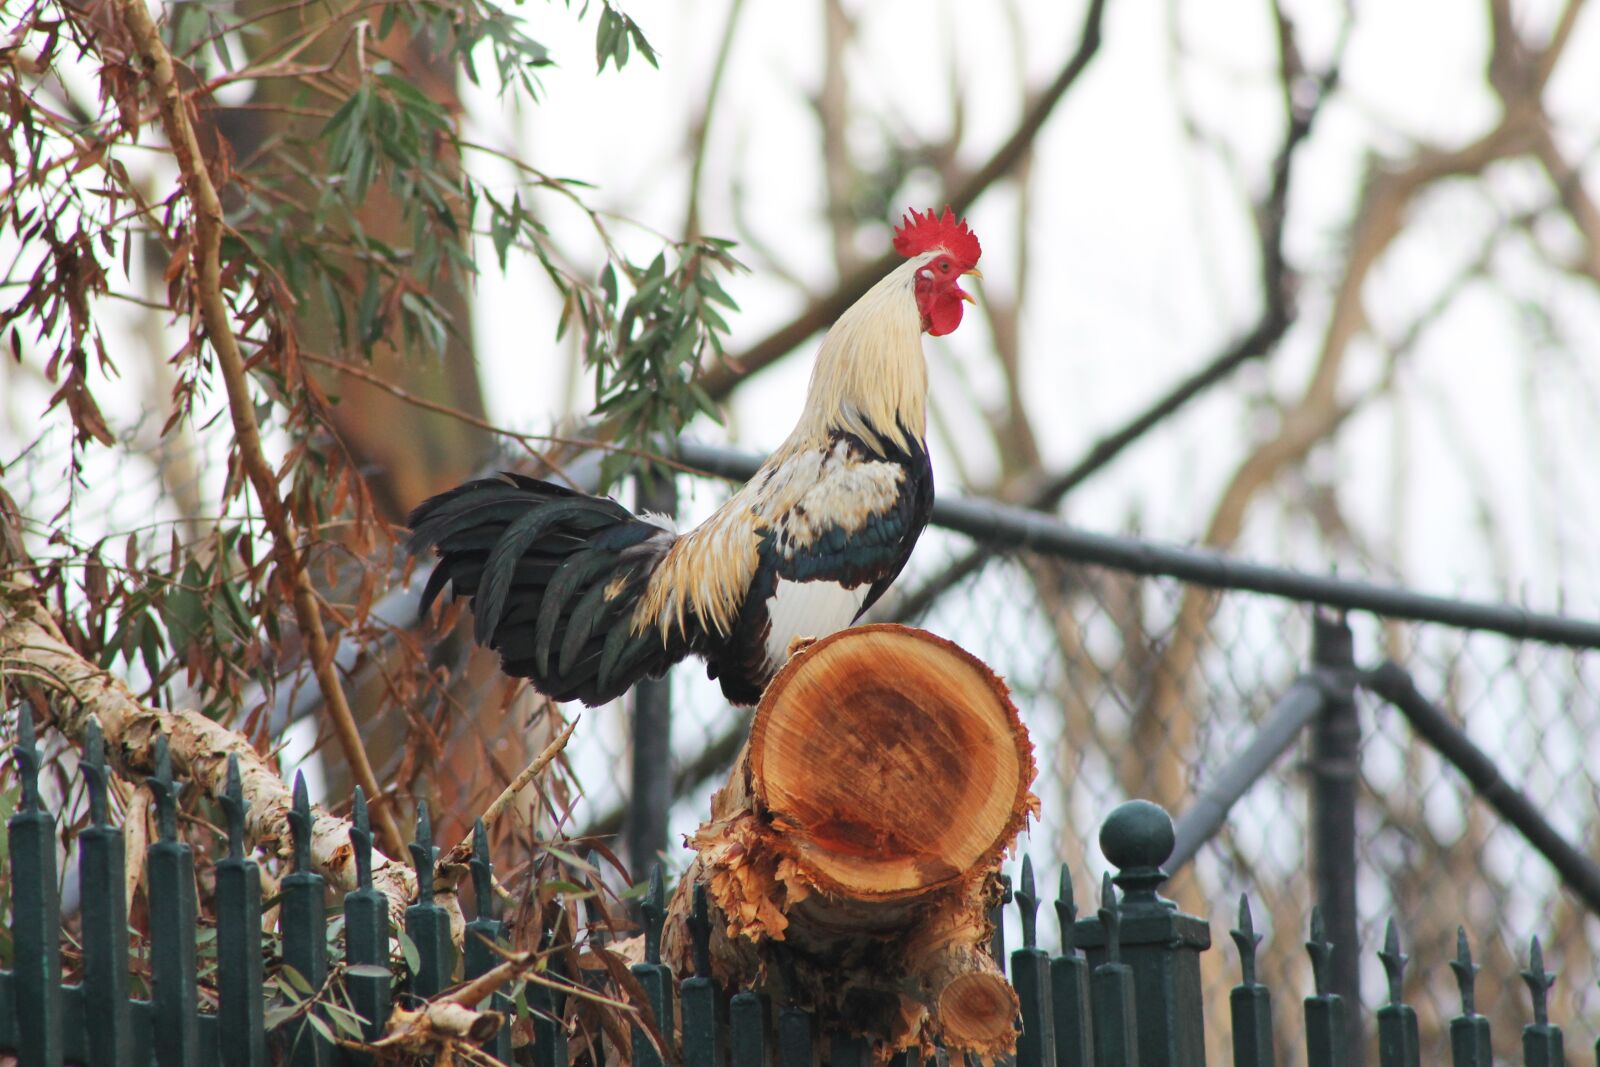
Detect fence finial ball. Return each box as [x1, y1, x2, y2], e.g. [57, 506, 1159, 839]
[1100, 799, 1176, 873]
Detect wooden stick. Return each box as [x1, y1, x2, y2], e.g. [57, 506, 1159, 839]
[112, 0, 404, 859]
[442, 714, 577, 868]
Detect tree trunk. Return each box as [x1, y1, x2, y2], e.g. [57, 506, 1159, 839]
[661, 624, 1038, 1061]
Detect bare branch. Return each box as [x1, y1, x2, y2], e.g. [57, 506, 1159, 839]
[112, 0, 405, 857]
[697, 0, 1110, 401]
[440, 713, 576, 868]
[1536, 0, 1590, 90]
[816, 0, 862, 276]
[0, 574, 435, 938]
[1123, 48, 1551, 811]
[683, 0, 747, 240]
[888, 8, 1348, 622]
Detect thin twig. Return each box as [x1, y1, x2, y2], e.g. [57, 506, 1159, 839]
[477, 713, 576, 832]
[696, 0, 1110, 401]
[122, 787, 150, 915]
[298, 351, 577, 488]
[441, 714, 577, 868]
[890, 4, 1346, 623]
[300, 349, 746, 482]
[114, 0, 404, 856]
[683, 0, 747, 239]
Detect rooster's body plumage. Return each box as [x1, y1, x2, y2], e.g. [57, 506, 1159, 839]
[408, 208, 980, 706]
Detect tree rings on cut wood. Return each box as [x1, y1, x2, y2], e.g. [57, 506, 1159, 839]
[662, 624, 1039, 1060]
[749, 624, 1034, 898]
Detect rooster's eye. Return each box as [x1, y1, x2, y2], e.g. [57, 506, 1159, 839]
[938, 260, 950, 272]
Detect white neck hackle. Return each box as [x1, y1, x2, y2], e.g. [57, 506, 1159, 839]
[787, 253, 934, 457]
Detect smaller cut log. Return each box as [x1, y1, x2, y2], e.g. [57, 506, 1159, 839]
[663, 625, 1037, 1061]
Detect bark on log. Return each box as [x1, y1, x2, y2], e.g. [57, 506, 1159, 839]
[662, 624, 1038, 1061]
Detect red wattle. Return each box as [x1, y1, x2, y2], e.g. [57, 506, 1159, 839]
[924, 292, 965, 336]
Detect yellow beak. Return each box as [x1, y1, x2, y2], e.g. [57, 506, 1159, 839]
[963, 268, 983, 279]
[958, 267, 981, 302]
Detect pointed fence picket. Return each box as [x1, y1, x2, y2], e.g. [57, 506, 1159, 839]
[2, 700, 1597, 1065]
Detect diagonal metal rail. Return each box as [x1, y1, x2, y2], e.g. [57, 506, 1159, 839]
[1167, 673, 1330, 873]
[1362, 660, 1600, 917]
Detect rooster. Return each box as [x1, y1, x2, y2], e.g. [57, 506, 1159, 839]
[408, 207, 982, 706]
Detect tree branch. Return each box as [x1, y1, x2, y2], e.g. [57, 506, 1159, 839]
[1535, 0, 1590, 90]
[1122, 48, 1550, 814]
[0, 574, 433, 937]
[683, 0, 747, 240]
[114, 0, 402, 858]
[696, 0, 1109, 401]
[888, 8, 1346, 623]
[440, 714, 576, 868]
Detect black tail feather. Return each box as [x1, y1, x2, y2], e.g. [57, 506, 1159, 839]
[406, 473, 687, 705]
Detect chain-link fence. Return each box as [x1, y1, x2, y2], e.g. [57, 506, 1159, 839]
[561, 444, 1600, 1067]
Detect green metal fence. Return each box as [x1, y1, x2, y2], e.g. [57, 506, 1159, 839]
[3, 702, 1595, 1065]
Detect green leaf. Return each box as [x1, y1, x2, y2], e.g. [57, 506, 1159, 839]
[307, 1013, 336, 1044]
[698, 274, 740, 310]
[629, 24, 658, 69]
[137, 614, 165, 681]
[542, 845, 600, 873]
[262, 1004, 300, 1030]
[323, 1000, 370, 1037]
[595, 9, 621, 71]
[281, 964, 315, 997]
[397, 929, 421, 974]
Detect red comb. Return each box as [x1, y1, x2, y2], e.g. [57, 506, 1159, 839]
[892, 206, 981, 268]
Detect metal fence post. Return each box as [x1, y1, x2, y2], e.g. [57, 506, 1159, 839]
[630, 866, 674, 1067]
[1520, 938, 1564, 1067]
[1072, 801, 1209, 1067]
[1229, 896, 1274, 1067]
[1012, 857, 1056, 1067]
[406, 802, 454, 998]
[1051, 867, 1094, 1067]
[681, 884, 721, 1067]
[1309, 610, 1362, 1064]
[7, 705, 62, 1067]
[147, 737, 201, 1067]
[1375, 920, 1419, 1067]
[730, 990, 766, 1065]
[528, 934, 569, 1067]
[1447, 929, 1492, 1066]
[282, 774, 331, 1067]
[1304, 909, 1348, 1067]
[464, 819, 512, 1063]
[627, 472, 676, 881]
[216, 756, 266, 1067]
[344, 788, 392, 1055]
[79, 719, 132, 1067]
[1088, 874, 1138, 1067]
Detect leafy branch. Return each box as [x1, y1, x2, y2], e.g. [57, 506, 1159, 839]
[585, 240, 745, 487]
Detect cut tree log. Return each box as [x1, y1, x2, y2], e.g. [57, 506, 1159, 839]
[661, 624, 1038, 1061]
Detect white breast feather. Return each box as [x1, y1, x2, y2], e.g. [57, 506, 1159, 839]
[636, 435, 905, 643]
[762, 578, 871, 673]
